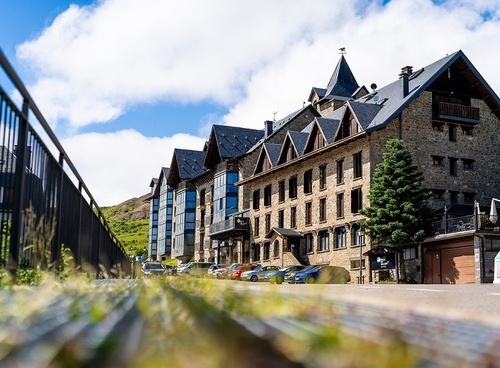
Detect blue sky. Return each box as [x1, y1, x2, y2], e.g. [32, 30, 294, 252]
[1, 0, 500, 206]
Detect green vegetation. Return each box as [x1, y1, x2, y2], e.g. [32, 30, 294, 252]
[360, 139, 431, 280]
[100, 194, 150, 257]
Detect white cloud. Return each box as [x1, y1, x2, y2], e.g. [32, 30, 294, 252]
[12, 0, 500, 205]
[62, 130, 206, 206]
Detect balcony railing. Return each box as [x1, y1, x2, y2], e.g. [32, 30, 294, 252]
[208, 216, 250, 236]
[431, 214, 500, 236]
[433, 102, 479, 123]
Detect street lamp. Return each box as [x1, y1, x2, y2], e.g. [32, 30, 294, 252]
[358, 226, 365, 284]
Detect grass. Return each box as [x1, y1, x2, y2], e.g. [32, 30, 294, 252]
[0, 274, 420, 367]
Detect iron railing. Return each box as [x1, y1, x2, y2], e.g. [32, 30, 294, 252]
[0, 49, 130, 277]
[430, 213, 500, 236]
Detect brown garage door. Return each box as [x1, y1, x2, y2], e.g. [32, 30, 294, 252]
[441, 247, 475, 284]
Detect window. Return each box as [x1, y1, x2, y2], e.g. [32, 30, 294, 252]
[319, 198, 327, 223]
[449, 158, 458, 176]
[337, 159, 344, 184]
[290, 207, 297, 228]
[350, 259, 365, 270]
[334, 227, 346, 248]
[305, 202, 312, 226]
[336, 193, 344, 218]
[287, 144, 297, 161]
[289, 176, 297, 199]
[464, 192, 475, 204]
[317, 230, 329, 251]
[450, 191, 459, 204]
[403, 247, 417, 260]
[252, 244, 260, 261]
[351, 188, 362, 214]
[199, 189, 206, 206]
[463, 159, 474, 170]
[432, 121, 444, 132]
[462, 126, 473, 136]
[278, 210, 284, 228]
[352, 224, 365, 246]
[253, 189, 260, 210]
[264, 184, 272, 206]
[304, 169, 313, 194]
[305, 233, 313, 253]
[353, 152, 362, 179]
[254, 217, 259, 237]
[432, 155, 444, 166]
[265, 213, 271, 234]
[319, 165, 327, 190]
[263, 242, 270, 260]
[449, 124, 457, 141]
[433, 190, 445, 200]
[273, 240, 280, 258]
[278, 180, 285, 202]
[314, 130, 325, 150]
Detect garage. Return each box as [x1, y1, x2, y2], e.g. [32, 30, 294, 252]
[423, 235, 475, 284]
[440, 246, 475, 284]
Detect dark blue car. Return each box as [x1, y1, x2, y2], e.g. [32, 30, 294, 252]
[294, 265, 351, 284]
[264, 265, 305, 284]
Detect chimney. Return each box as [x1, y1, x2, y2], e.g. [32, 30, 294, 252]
[264, 120, 273, 138]
[399, 65, 413, 98]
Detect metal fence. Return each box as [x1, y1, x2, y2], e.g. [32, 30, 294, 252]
[0, 49, 130, 277]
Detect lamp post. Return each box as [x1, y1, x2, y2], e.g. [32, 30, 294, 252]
[358, 226, 365, 284]
[228, 238, 233, 263]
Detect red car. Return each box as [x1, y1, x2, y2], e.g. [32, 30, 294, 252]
[231, 263, 259, 280]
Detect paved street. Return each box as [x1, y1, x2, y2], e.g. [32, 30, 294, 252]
[226, 282, 500, 367]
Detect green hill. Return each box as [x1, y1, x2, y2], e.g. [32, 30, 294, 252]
[101, 194, 150, 257]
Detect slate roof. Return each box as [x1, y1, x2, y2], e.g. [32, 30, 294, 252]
[310, 55, 359, 103]
[263, 143, 282, 167]
[204, 125, 264, 168]
[266, 227, 303, 238]
[247, 105, 320, 153]
[167, 149, 208, 187]
[359, 51, 500, 132]
[288, 131, 309, 156]
[316, 117, 340, 144]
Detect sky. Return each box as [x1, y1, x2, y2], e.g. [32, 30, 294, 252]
[0, 0, 499, 206]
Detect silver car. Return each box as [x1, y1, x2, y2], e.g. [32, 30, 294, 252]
[241, 265, 280, 282]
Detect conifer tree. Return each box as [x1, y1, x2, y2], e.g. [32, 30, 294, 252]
[360, 139, 431, 281]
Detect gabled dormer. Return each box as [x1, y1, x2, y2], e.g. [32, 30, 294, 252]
[277, 131, 308, 165]
[303, 118, 339, 154]
[254, 143, 282, 175]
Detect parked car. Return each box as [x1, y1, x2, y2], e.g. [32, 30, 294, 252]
[141, 262, 166, 276]
[231, 264, 259, 280]
[207, 264, 228, 277]
[241, 265, 281, 282]
[285, 264, 318, 284]
[177, 262, 215, 277]
[214, 263, 241, 279]
[294, 265, 351, 284]
[264, 265, 305, 284]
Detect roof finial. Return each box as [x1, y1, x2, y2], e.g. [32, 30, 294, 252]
[273, 111, 278, 122]
[339, 47, 346, 55]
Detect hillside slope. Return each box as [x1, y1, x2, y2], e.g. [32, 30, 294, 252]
[101, 193, 150, 256]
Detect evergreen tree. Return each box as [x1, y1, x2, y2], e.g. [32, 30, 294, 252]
[360, 139, 431, 281]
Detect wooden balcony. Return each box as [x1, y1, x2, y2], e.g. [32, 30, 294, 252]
[433, 102, 479, 124]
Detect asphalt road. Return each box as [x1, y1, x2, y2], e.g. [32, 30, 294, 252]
[229, 282, 500, 322]
[225, 281, 500, 366]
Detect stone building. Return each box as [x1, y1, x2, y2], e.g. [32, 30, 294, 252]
[238, 50, 500, 283]
[149, 50, 500, 283]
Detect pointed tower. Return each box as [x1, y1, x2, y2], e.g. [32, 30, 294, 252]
[308, 54, 366, 116]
